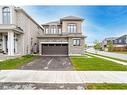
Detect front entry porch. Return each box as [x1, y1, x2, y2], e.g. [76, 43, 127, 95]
[0, 31, 19, 56]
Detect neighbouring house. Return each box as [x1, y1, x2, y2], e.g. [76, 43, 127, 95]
[38, 16, 85, 55]
[113, 35, 127, 51]
[101, 35, 127, 51]
[101, 37, 118, 51]
[0, 6, 43, 56]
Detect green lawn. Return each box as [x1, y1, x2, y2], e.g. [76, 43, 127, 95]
[87, 52, 127, 62]
[86, 83, 127, 89]
[0, 55, 36, 69]
[70, 55, 127, 71]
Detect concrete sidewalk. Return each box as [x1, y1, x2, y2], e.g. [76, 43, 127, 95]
[0, 70, 127, 83]
[87, 53, 127, 65]
[86, 48, 127, 60]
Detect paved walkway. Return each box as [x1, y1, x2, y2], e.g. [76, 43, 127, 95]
[86, 48, 127, 60]
[0, 70, 127, 83]
[87, 53, 127, 65]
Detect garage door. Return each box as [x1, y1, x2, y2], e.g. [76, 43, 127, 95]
[42, 44, 68, 55]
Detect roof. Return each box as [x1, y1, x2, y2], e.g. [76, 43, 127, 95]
[119, 35, 127, 38]
[42, 21, 60, 25]
[105, 37, 118, 41]
[15, 7, 43, 30]
[42, 16, 84, 25]
[106, 35, 127, 40]
[102, 35, 127, 43]
[60, 16, 84, 21]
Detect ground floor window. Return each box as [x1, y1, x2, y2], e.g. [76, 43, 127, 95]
[73, 39, 80, 46]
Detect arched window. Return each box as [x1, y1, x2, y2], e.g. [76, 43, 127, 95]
[2, 7, 10, 24]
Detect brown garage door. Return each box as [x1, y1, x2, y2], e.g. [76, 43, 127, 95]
[42, 44, 68, 55]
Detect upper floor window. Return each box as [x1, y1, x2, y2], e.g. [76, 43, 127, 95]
[51, 25, 56, 34]
[73, 39, 80, 46]
[58, 28, 61, 34]
[67, 24, 77, 33]
[2, 7, 10, 24]
[45, 27, 49, 34]
[44, 25, 62, 34]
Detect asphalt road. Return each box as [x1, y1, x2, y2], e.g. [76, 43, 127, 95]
[0, 83, 85, 90]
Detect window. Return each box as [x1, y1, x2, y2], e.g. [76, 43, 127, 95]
[58, 28, 61, 34]
[51, 25, 56, 34]
[114, 40, 117, 44]
[0, 39, 2, 41]
[2, 7, 10, 24]
[31, 38, 33, 46]
[49, 44, 54, 46]
[119, 39, 122, 43]
[73, 39, 80, 46]
[43, 44, 48, 46]
[56, 44, 61, 46]
[45, 27, 49, 34]
[67, 24, 77, 33]
[62, 44, 68, 46]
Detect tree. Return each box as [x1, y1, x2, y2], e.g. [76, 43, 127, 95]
[84, 44, 87, 53]
[107, 40, 113, 52]
[93, 40, 102, 53]
[84, 44, 87, 49]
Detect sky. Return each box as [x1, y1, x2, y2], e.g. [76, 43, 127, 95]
[22, 6, 127, 45]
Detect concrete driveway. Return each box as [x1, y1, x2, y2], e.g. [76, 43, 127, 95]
[19, 56, 73, 71]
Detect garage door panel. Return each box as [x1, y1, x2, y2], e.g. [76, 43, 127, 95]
[42, 44, 68, 55]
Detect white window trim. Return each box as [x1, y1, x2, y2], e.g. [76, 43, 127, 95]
[40, 42, 68, 44]
[72, 38, 81, 46]
[45, 27, 49, 34]
[2, 7, 10, 24]
[67, 23, 77, 33]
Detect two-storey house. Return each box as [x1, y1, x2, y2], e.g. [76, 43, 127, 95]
[38, 16, 85, 55]
[113, 35, 127, 51]
[101, 37, 118, 51]
[0, 6, 43, 56]
[101, 35, 127, 51]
